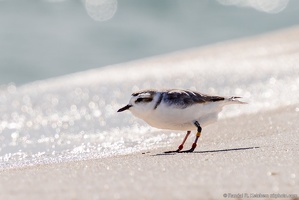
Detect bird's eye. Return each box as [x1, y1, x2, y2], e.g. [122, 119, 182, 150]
[135, 98, 153, 103]
[136, 98, 143, 103]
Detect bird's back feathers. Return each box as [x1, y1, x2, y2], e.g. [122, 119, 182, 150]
[163, 89, 227, 108]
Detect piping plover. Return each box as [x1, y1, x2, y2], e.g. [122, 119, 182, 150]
[118, 89, 246, 153]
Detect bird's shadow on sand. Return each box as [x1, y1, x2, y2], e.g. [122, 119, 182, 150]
[153, 146, 260, 156]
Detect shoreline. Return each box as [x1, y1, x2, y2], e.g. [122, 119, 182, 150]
[1, 104, 298, 200]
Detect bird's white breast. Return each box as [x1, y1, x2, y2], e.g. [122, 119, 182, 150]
[131, 101, 224, 131]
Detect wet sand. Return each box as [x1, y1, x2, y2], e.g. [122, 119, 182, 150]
[1, 104, 299, 200]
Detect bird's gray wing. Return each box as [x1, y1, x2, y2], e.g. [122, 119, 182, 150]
[163, 89, 225, 108]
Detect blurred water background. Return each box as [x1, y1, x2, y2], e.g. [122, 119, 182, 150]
[1, 0, 299, 85]
[0, 0, 299, 169]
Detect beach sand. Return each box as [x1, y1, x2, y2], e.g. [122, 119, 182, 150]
[1, 27, 299, 200]
[1, 105, 298, 200]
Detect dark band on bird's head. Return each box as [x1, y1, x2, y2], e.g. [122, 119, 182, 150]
[135, 97, 153, 103]
[132, 89, 157, 97]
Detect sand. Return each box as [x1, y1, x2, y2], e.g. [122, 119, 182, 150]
[0, 104, 299, 200]
[1, 27, 299, 200]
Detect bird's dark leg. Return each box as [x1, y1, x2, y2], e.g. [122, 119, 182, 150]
[180, 121, 202, 153]
[164, 131, 191, 153]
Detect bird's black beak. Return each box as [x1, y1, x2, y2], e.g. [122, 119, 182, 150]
[117, 104, 132, 112]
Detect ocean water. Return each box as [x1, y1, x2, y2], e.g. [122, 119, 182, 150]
[1, 28, 299, 169]
[1, 0, 299, 85]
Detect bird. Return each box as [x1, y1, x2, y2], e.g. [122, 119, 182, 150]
[117, 89, 246, 153]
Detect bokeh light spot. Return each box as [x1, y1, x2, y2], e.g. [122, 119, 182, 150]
[85, 0, 118, 21]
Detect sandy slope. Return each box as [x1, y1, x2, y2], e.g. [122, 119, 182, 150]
[1, 104, 298, 200]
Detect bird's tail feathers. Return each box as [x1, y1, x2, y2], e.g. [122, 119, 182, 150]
[227, 96, 247, 104]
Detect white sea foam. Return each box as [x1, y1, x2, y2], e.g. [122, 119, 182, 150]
[0, 29, 298, 169]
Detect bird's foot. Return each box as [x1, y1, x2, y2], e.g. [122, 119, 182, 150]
[178, 143, 197, 153]
[164, 144, 183, 153]
[164, 149, 180, 154]
[178, 148, 195, 153]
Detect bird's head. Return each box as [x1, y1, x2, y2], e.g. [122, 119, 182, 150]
[117, 90, 159, 117]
